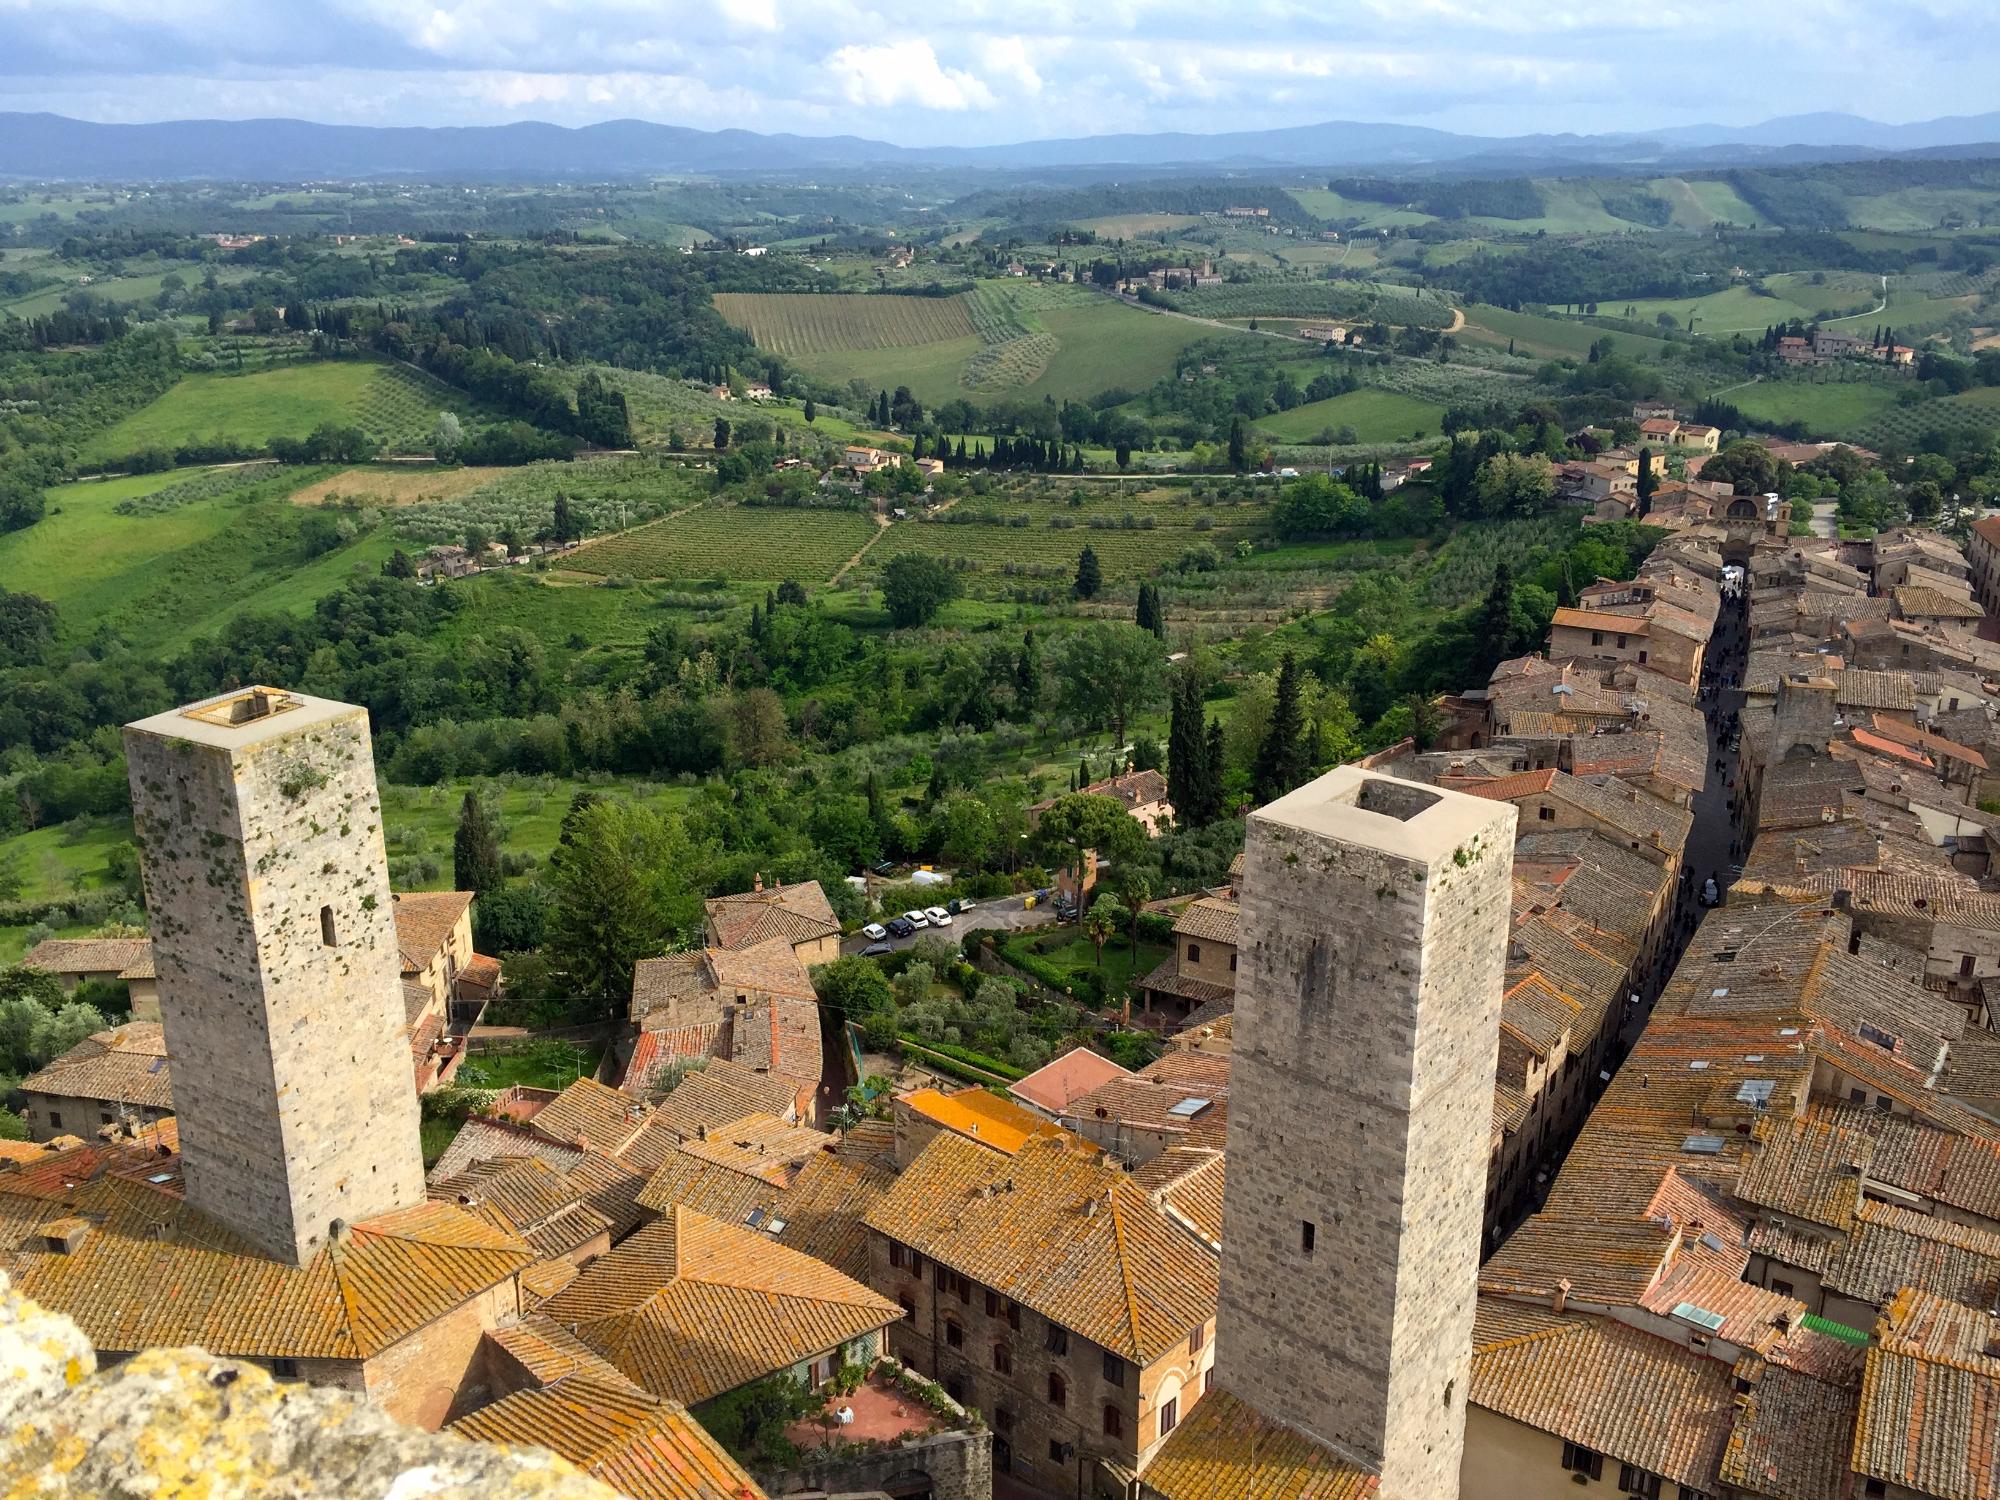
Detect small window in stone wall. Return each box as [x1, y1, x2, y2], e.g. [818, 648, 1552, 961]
[320, 905, 338, 946]
[1301, 1220, 1316, 1254]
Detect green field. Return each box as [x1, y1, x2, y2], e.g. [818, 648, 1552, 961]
[1853, 386, 2000, 451]
[712, 292, 976, 355]
[564, 502, 879, 585]
[1721, 378, 1905, 438]
[755, 281, 1242, 407]
[0, 466, 408, 646]
[1661, 177, 1764, 229]
[1619, 272, 1885, 334]
[1458, 304, 1670, 361]
[81, 360, 471, 461]
[379, 776, 697, 891]
[1073, 214, 1203, 238]
[1253, 387, 1447, 444]
[866, 490, 1257, 585]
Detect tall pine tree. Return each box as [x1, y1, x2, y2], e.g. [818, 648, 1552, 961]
[453, 791, 504, 897]
[1252, 652, 1310, 805]
[1074, 545, 1102, 600]
[1167, 665, 1208, 823]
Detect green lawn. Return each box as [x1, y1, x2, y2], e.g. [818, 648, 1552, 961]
[1253, 387, 1446, 444]
[1620, 273, 1884, 334]
[378, 776, 697, 890]
[1005, 931, 1170, 1001]
[80, 360, 467, 461]
[0, 818, 131, 902]
[454, 1040, 606, 1092]
[1458, 305, 1670, 361]
[1721, 379, 1904, 438]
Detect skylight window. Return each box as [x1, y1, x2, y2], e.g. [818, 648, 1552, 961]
[1672, 1303, 1727, 1333]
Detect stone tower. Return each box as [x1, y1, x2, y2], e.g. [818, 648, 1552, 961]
[124, 687, 424, 1265]
[1217, 767, 1517, 1499]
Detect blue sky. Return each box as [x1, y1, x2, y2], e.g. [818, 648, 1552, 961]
[0, 0, 1993, 144]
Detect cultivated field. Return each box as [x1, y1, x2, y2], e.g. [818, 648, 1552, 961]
[1254, 387, 1448, 445]
[1458, 305, 1671, 361]
[81, 359, 472, 460]
[1722, 378, 1904, 438]
[712, 292, 977, 355]
[563, 502, 879, 584]
[1853, 386, 2000, 451]
[289, 465, 510, 507]
[1618, 272, 1884, 333]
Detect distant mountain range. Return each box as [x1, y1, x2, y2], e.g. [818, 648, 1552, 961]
[4, 109, 2000, 179]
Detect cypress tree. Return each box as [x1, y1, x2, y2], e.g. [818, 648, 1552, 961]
[1636, 447, 1656, 515]
[1227, 416, 1247, 473]
[1074, 545, 1102, 600]
[1167, 666, 1206, 823]
[1016, 629, 1041, 710]
[1252, 652, 1310, 804]
[1199, 719, 1227, 825]
[453, 791, 503, 898]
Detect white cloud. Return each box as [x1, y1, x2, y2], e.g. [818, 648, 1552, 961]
[980, 35, 1044, 96]
[823, 38, 995, 111]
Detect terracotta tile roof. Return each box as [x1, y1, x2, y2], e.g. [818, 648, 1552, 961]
[1170, 897, 1239, 946]
[1447, 768, 1558, 801]
[1029, 767, 1172, 817]
[1855, 1289, 2000, 1500]
[1141, 1385, 1377, 1499]
[1811, 1100, 2000, 1223]
[724, 996, 821, 1091]
[532, 1077, 654, 1153]
[1733, 1115, 1872, 1232]
[390, 890, 473, 973]
[1141, 1050, 1232, 1095]
[427, 1155, 613, 1260]
[1552, 606, 1654, 636]
[1637, 1260, 1805, 1354]
[1825, 1200, 2000, 1309]
[897, 1086, 1063, 1156]
[428, 1116, 587, 1182]
[866, 1132, 1218, 1362]
[1469, 1300, 1733, 1494]
[1869, 712, 1990, 769]
[539, 1204, 901, 1406]
[17, 1022, 173, 1111]
[485, 1314, 635, 1388]
[624, 1023, 731, 1096]
[1135, 1147, 1226, 1248]
[650, 1061, 802, 1137]
[563, 1151, 652, 1241]
[1894, 584, 1984, 620]
[672, 1112, 829, 1187]
[453, 1367, 770, 1500]
[4, 1160, 531, 1360]
[1719, 1360, 1860, 1500]
[1064, 1076, 1226, 1140]
[19, 937, 153, 979]
[1009, 1047, 1132, 1116]
[1138, 960, 1237, 1010]
[704, 880, 838, 952]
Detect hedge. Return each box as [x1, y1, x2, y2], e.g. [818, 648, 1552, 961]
[896, 1040, 1017, 1087]
[900, 1034, 1026, 1081]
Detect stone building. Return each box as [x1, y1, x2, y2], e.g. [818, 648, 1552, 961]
[866, 1130, 1219, 1497]
[18, 935, 160, 1018]
[703, 876, 843, 967]
[15, 1019, 174, 1142]
[1147, 767, 1518, 1499]
[123, 686, 427, 1263]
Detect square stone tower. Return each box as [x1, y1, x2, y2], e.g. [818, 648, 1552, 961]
[1217, 768, 1517, 1499]
[124, 687, 424, 1265]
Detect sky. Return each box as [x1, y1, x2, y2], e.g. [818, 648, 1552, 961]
[0, 0, 1995, 146]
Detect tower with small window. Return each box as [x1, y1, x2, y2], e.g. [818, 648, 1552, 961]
[124, 686, 424, 1264]
[1217, 768, 1517, 1497]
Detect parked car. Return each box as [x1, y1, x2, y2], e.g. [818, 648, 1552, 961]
[861, 922, 888, 941]
[871, 860, 897, 876]
[886, 917, 916, 939]
[861, 942, 894, 958]
[925, 905, 953, 927]
[901, 910, 931, 929]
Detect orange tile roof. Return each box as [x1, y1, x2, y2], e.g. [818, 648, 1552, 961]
[390, 890, 473, 972]
[1855, 1289, 2000, 1499]
[1552, 606, 1653, 635]
[18, 1021, 173, 1111]
[532, 1076, 654, 1154]
[673, 1112, 829, 1187]
[704, 880, 838, 951]
[453, 1365, 770, 1500]
[4, 1161, 532, 1360]
[1719, 1361, 1859, 1500]
[1446, 768, 1559, 801]
[19, 937, 154, 978]
[539, 1205, 901, 1406]
[1470, 1300, 1734, 1494]
[1171, 897, 1240, 946]
[1141, 1386, 1377, 1499]
[897, 1085, 1063, 1155]
[1009, 1047, 1132, 1115]
[867, 1131, 1218, 1363]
